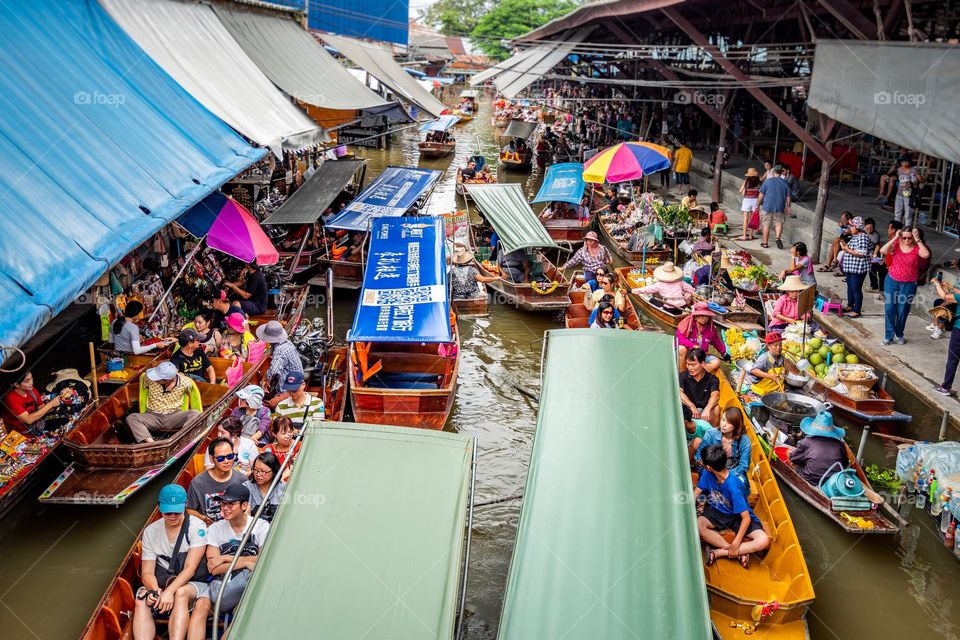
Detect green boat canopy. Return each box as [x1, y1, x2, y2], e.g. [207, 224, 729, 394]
[498, 330, 712, 640]
[229, 422, 474, 640]
[466, 183, 560, 254]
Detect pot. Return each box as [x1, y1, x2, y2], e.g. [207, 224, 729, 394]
[784, 372, 808, 388]
[760, 391, 830, 424]
[695, 284, 713, 298]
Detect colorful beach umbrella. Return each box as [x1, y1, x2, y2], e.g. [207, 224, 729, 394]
[178, 192, 279, 265]
[582, 141, 672, 184]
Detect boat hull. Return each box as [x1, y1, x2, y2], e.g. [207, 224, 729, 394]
[418, 141, 456, 158]
[307, 256, 364, 289]
[542, 218, 591, 243]
[478, 251, 571, 312]
[598, 217, 673, 266]
[453, 281, 490, 317]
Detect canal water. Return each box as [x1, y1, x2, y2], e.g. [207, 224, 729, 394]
[1, 91, 959, 639]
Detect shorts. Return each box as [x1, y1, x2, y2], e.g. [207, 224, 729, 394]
[187, 581, 210, 600]
[740, 197, 758, 213]
[675, 171, 690, 184]
[760, 210, 785, 227]
[702, 505, 763, 535]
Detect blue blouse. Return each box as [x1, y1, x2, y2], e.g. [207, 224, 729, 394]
[695, 429, 752, 480]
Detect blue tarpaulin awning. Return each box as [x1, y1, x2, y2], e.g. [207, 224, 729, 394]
[418, 115, 461, 133]
[326, 167, 442, 232]
[348, 218, 451, 343]
[531, 162, 586, 205]
[0, 0, 263, 357]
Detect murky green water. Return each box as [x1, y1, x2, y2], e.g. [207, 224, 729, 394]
[0, 90, 958, 640]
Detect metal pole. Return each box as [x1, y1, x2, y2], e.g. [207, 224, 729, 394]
[855, 424, 870, 465]
[939, 410, 950, 442]
[454, 438, 478, 640]
[325, 268, 334, 342]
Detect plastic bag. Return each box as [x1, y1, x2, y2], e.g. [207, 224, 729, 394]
[225, 357, 244, 388]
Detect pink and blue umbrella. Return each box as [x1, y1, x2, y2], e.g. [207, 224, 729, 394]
[179, 192, 278, 265]
[582, 141, 672, 184]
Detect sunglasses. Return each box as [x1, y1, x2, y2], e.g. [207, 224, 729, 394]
[213, 453, 237, 463]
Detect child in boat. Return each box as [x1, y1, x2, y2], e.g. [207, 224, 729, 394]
[696, 444, 770, 568]
[683, 405, 710, 463]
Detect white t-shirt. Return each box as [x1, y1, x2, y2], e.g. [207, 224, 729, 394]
[204, 437, 259, 474]
[141, 515, 208, 562]
[206, 515, 271, 556]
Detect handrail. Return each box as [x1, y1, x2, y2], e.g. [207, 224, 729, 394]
[454, 438, 477, 640]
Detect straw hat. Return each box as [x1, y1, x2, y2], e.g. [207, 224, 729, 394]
[45, 368, 91, 392]
[452, 243, 475, 265]
[584, 230, 600, 242]
[777, 275, 809, 291]
[930, 304, 953, 324]
[653, 262, 684, 282]
[800, 411, 845, 441]
[745, 167, 759, 177]
[690, 301, 716, 318]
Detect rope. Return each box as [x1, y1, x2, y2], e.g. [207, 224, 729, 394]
[0, 346, 25, 373]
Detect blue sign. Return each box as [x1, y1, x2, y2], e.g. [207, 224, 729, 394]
[348, 218, 451, 343]
[419, 115, 461, 133]
[531, 163, 586, 205]
[326, 167, 442, 232]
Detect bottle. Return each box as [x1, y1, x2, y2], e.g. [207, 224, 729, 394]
[941, 503, 952, 533]
[947, 520, 957, 550]
[955, 530, 960, 559]
[929, 470, 938, 505]
[916, 472, 927, 509]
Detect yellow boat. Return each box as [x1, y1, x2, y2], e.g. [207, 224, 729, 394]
[705, 374, 816, 639]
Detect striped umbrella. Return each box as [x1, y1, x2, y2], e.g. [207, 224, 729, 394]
[582, 141, 672, 184]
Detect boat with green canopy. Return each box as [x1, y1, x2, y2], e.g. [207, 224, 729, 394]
[467, 183, 572, 311]
[497, 330, 712, 639]
[227, 420, 476, 639]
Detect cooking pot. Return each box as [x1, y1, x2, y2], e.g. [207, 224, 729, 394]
[760, 392, 830, 424]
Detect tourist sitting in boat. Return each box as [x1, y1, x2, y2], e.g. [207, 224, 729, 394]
[577, 195, 591, 220]
[204, 416, 258, 475]
[502, 140, 520, 162]
[460, 160, 477, 179]
[209, 292, 246, 333]
[683, 405, 710, 463]
[788, 411, 848, 486]
[584, 266, 610, 292]
[451, 243, 498, 300]
[632, 262, 694, 310]
[696, 407, 752, 490]
[1, 371, 71, 436]
[263, 416, 301, 474]
[584, 272, 626, 313]
[676, 303, 729, 374]
[539, 201, 558, 220]
[220, 312, 256, 360]
[113, 300, 175, 356]
[590, 302, 619, 329]
[225, 263, 269, 316]
[244, 452, 285, 522]
[194, 483, 271, 619]
[187, 438, 247, 524]
[679, 348, 721, 426]
[747, 333, 786, 395]
[588, 293, 622, 325]
[696, 444, 769, 568]
[560, 231, 611, 283]
[171, 328, 216, 384]
[478, 164, 494, 182]
[272, 371, 324, 428]
[181, 312, 222, 355]
[126, 361, 202, 444]
[231, 384, 272, 445]
[497, 247, 531, 283]
[769, 275, 811, 332]
[132, 484, 208, 640]
[258, 320, 303, 401]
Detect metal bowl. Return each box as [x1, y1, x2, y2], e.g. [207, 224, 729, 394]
[785, 372, 808, 388]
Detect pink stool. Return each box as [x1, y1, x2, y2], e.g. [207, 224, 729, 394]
[817, 297, 843, 316]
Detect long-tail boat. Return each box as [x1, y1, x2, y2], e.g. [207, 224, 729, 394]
[597, 214, 673, 266]
[616, 265, 690, 330]
[39, 286, 308, 506]
[75, 348, 349, 640]
[417, 115, 460, 159]
[498, 120, 536, 171]
[531, 162, 591, 244]
[710, 374, 816, 638]
[565, 275, 644, 330]
[468, 183, 572, 312]
[347, 217, 459, 430]
[444, 212, 489, 318]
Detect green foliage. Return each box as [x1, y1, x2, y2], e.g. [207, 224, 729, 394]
[864, 464, 902, 494]
[420, 0, 489, 37]
[650, 201, 690, 228]
[470, 0, 578, 60]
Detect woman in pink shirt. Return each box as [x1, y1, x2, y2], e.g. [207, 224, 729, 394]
[880, 226, 930, 344]
[768, 276, 810, 331]
[632, 262, 694, 309]
[676, 302, 729, 373]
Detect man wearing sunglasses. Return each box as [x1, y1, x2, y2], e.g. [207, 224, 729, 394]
[186, 438, 246, 524]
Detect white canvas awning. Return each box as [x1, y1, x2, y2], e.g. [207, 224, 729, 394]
[318, 33, 448, 117]
[469, 47, 543, 87]
[809, 40, 960, 164]
[101, 0, 325, 157]
[494, 27, 595, 100]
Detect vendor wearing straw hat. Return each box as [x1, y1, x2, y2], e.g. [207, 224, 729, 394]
[632, 262, 694, 310]
[676, 302, 730, 374]
[788, 411, 847, 485]
[450, 243, 498, 300]
[768, 275, 811, 332]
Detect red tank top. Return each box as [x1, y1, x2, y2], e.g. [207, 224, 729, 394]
[888, 242, 920, 282]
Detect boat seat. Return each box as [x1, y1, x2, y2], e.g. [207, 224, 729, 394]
[705, 535, 786, 603]
[366, 373, 440, 390]
[107, 577, 135, 621]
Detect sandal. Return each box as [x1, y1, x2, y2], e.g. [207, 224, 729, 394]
[776, 239, 784, 249]
[848, 312, 861, 318]
[704, 546, 716, 566]
[739, 553, 750, 569]
[760, 243, 769, 248]
[817, 264, 835, 272]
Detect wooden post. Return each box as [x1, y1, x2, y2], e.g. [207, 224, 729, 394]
[88, 342, 99, 403]
[713, 122, 727, 203]
[810, 139, 834, 263]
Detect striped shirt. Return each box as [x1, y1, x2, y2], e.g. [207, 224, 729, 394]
[272, 393, 324, 428]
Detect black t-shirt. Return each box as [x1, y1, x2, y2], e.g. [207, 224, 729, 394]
[246, 269, 268, 308]
[213, 302, 245, 332]
[171, 348, 213, 377]
[679, 371, 719, 409]
[461, 167, 476, 179]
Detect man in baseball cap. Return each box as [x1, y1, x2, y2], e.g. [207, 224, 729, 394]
[171, 328, 216, 384]
[272, 371, 324, 429]
[127, 361, 202, 443]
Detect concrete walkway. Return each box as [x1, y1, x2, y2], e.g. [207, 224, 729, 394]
[664, 152, 960, 438]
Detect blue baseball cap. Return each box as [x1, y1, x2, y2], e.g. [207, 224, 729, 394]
[158, 484, 187, 514]
[280, 371, 305, 391]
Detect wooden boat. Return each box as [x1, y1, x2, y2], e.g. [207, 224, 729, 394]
[565, 281, 643, 330]
[707, 375, 816, 639]
[479, 252, 572, 312]
[76, 346, 349, 640]
[616, 266, 690, 330]
[499, 149, 532, 171]
[597, 214, 673, 266]
[455, 167, 496, 199]
[306, 253, 364, 289]
[450, 109, 473, 123]
[418, 139, 456, 159]
[784, 360, 910, 434]
[540, 214, 591, 243]
[743, 393, 905, 535]
[348, 323, 460, 430]
[691, 294, 764, 332]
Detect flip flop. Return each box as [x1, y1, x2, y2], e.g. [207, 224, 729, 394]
[847, 312, 861, 318]
[704, 546, 716, 566]
[776, 239, 784, 249]
[816, 264, 835, 272]
[740, 553, 750, 569]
